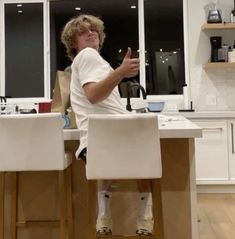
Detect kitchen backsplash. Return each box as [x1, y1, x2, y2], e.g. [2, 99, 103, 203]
[191, 66, 235, 111]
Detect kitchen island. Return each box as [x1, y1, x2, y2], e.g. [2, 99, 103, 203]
[2, 114, 201, 239]
[64, 114, 201, 239]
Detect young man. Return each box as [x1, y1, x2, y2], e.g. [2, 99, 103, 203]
[61, 14, 154, 236]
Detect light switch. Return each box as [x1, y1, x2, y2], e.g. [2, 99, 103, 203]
[206, 94, 217, 106]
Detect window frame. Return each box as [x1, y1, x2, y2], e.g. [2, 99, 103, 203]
[0, 0, 190, 107]
[0, 0, 50, 102]
[138, 0, 190, 108]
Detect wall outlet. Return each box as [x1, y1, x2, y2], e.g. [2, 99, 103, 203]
[206, 94, 217, 106]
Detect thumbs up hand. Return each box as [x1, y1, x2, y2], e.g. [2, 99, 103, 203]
[124, 47, 132, 59]
[119, 47, 140, 78]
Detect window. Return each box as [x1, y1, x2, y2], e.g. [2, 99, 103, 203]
[0, 0, 49, 99]
[144, 0, 185, 95]
[0, 0, 188, 101]
[49, 0, 139, 97]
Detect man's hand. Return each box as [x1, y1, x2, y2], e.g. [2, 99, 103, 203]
[83, 47, 140, 104]
[119, 47, 140, 78]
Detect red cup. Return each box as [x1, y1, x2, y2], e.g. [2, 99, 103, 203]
[38, 102, 52, 113]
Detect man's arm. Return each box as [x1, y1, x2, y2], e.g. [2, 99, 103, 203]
[83, 47, 139, 104]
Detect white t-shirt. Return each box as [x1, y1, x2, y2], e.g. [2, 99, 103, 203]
[71, 47, 127, 159]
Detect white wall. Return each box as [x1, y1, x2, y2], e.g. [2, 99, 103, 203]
[188, 0, 235, 111]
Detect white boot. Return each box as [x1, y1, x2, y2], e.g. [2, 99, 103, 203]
[96, 191, 112, 235]
[136, 192, 154, 236]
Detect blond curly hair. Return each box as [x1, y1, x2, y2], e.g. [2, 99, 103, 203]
[61, 14, 106, 61]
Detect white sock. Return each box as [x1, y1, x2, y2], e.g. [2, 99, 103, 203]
[139, 192, 153, 219]
[97, 190, 111, 217]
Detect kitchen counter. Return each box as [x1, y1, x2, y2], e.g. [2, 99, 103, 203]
[1, 114, 202, 239]
[63, 115, 201, 239]
[63, 114, 202, 140]
[163, 111, 235, 119]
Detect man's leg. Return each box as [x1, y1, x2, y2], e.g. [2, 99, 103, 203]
[96, 180, 113, 235]
[136, 179, 154, 236]
[79, 150, 113, 235]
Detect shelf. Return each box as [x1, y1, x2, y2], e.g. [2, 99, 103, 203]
[204, 62, 235, 69]
[202, 23, 235, 30]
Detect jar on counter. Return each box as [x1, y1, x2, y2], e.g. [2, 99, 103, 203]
[62, 114, 70, 128]
[228, 47, 235, 63]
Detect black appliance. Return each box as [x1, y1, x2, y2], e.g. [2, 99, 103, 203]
[210, 36, 222, 62]
[207, 0, 222, 23]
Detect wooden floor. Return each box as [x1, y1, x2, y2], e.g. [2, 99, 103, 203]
[197, 194, 235, 239]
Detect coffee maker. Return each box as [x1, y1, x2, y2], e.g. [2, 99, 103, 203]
[210, 36, 222, 62]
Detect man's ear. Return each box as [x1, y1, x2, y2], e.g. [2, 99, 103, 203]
[72, 36, 78, 49]
[72, 41, 77, 49]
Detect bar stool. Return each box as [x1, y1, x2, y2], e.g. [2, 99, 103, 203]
[0, 113, 73, 239]
[0, 173, 4, 239]
[86, 113, 163, 239]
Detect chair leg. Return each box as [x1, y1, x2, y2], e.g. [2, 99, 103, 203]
[66, 166, 73, 239]
[152, 179, 164, 239]
[87, 180, 97, 239]
[0, 173, 4, 239]
[10, 172, 17, 239]
[59, 171, 67, 239]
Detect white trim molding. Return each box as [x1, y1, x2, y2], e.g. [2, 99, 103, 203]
[0, 0, 5, 96]
[1, 0, 50, 100]
[183, 0, 191, 109]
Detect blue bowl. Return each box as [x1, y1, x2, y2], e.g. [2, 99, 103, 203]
[147, 102, 165, 112]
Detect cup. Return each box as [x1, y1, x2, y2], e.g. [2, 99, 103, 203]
[38, 101, 52, 113]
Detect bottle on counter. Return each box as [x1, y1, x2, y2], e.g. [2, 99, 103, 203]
[222, 44, 229, 62]
[228, 46, 235, 63]
[231, 0, 235, 23]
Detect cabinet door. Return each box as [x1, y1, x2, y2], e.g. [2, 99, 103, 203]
[193, 120, 228, 182]
[228, 121, 235, 180]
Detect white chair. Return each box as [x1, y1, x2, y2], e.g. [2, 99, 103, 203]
[0, 113, 73, 239]
[87, 113, 162, 179]
[0, 173, 3, 239]
[86, 113, 163, 239]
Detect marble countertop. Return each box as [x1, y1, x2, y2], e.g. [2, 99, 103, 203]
[63, 114, 202, 140]
[163, 111, 235, 119]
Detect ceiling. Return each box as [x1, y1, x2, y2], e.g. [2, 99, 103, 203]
[49, 0, 183, 20]
[5, 0, 183, 21]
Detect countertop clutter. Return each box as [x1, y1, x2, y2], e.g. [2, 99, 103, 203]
[63, 114, 202, 140]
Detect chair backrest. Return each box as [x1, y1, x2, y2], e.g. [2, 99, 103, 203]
[0, 113, 69, 171]
[86, 113, 162, 180]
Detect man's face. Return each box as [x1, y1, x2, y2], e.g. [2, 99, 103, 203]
[75, 25, 100, 51]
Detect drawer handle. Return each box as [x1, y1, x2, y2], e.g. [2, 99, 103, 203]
[231, 123, 234, 154]
[202, 127, 223, 131]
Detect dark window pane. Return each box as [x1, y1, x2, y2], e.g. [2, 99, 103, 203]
[50, 0, 138, 97]
[5, 3, 44, 98]
[145, 0, 185, 95]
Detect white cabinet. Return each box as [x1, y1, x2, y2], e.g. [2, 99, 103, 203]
[228, 121, 235, 180]
[192, 120, 229, 183]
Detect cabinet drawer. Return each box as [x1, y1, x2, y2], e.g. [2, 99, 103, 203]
[193, 121, 228, 181]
